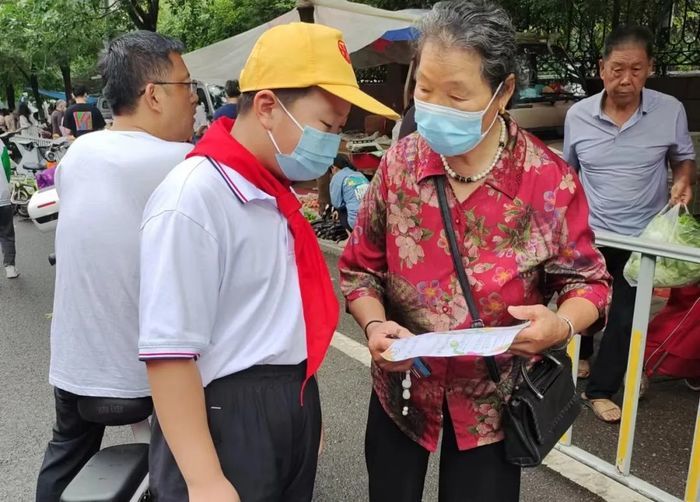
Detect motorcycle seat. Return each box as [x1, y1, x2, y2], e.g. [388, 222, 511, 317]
[77, 396, 153, 427]
[60, 444, 148, 502]
[22, 162, 44, 173]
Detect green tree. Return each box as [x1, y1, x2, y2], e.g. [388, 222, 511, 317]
[41, 0, 109, 101]
[0, 0, 52, 113]
[159, 0, 294, 51]
[0, 0, 115, 114]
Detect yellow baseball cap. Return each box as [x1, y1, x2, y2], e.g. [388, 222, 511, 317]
[240, 22, 400, 120]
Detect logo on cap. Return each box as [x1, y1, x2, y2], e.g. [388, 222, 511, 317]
[338, 40, 351, 64]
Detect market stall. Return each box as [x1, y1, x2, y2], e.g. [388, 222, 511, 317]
[182, 0, 424, 86]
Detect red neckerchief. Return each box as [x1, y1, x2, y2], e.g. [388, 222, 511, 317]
[188, 118, 339, 395]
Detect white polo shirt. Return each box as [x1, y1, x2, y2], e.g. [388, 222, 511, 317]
[138, 156, 307, 386]
[49, 130, 192, 398]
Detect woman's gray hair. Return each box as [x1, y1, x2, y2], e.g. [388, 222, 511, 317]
[416, 0, 518, 93]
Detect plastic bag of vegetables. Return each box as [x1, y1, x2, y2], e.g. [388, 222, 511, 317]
[624, 204, 700, 287]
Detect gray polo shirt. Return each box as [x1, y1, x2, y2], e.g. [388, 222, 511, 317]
[563, 88, 695, 236]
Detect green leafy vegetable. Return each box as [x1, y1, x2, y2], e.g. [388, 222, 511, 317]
[624, 205, 700, 287]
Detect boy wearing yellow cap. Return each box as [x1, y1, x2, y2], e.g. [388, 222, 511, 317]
[138, 23, 398, 501]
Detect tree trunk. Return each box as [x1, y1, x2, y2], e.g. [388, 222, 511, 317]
[60, 64, 72, 102]
[30, 73, 44, 121]
[565, 0, 574, 51]
[611, 0, 621, 28]
[120, 0, 159, 31]
[294, 1, 323, 204]
[5, 84, 14, 110]
[655, 0, 674, 76]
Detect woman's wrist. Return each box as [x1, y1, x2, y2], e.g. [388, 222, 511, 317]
[552, 315, 575, 350]
[363, 319, 385, 340]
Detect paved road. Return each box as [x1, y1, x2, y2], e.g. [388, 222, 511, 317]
[1, 217, 697, 501]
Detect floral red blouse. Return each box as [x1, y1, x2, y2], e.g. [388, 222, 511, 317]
[339, 117, 611, 452]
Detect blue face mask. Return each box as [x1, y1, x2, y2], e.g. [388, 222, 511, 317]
[267, 99, 341, 182]
[414, 82, 503, 157]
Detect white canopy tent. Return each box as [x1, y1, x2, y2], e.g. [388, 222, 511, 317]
[182, 0, 425, 85]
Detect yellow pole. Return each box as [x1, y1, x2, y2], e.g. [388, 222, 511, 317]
[685, 400, 700, 502]
[615, 254, 655, 476]
[615, 328, 645, 470]
[559, 334, 581, 447]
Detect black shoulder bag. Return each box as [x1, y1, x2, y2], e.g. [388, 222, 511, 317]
[434, 176, 581, 467]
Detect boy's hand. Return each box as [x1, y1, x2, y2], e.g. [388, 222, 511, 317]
[188, 475, 240, 502]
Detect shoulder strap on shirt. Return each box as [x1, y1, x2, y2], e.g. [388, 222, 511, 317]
[434, 176, 501, 383]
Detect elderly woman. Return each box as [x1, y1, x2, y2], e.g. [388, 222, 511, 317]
[339, 1, 611, 500]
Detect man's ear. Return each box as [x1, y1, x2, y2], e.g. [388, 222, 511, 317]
[598, 58, 605, 78]
[648, 58, 656, 76]
[142, 83, 163, 113]
[253, 90, 278, 131]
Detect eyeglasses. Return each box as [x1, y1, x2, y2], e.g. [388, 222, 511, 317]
[139, 80, 199, 96]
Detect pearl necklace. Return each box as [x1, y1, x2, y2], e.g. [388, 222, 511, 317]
[441, 115, 507, 184]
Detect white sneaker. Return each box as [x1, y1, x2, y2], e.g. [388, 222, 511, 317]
[5, 265, 19, 279]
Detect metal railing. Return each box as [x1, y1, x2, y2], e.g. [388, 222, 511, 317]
[557, 230, 700, 502]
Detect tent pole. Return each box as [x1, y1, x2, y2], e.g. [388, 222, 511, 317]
[404, 57, 415, 112]
[295, 1, 332, 215]
[296, 0, 315, 23]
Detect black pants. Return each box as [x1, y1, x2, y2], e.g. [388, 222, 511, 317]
[149, 363, 322, 502]
[580, 334, 595, 361]
[585, 247, 637, 399]
[36, 388, 106, 502]
[365, 392, 521, 502]
[0, 204, 16, 266]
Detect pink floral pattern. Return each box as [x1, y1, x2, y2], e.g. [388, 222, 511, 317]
[339, 116, 611, 452]
[417, 280, 443, 307]
[559, 173, 577, 193]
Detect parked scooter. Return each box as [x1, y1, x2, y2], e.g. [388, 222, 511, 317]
[10, 175, 37, 217]
[27, 185, 59, 231]
[12, 136, 67, 217]
[10, 135, 67, 175]
[0, 130, 22, 166]
[59, 397, 152, 502]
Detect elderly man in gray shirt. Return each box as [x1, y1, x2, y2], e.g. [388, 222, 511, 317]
[564, 26, 696, 423]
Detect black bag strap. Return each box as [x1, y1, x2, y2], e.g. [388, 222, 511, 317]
[434, 176, 502, 383]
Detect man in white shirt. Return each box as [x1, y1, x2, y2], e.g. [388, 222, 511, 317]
[138, 23, 399, 502]
[36, 31, 197, 502]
